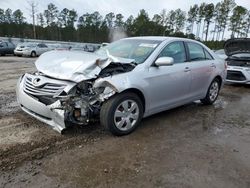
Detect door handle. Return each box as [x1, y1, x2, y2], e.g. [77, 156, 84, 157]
[211, 63, 216, 68]
[184, 67, 191, 72]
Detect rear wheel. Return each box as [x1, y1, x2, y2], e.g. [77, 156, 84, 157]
[201, 78, 220, 105]
[100, 92, 143, 136]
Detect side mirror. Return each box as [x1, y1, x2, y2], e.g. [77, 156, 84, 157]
[155, 57, 174, 66]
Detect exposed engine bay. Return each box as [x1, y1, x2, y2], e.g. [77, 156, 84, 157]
[58, 80, 116, 126]
[99, 62, 136, 77]
[227, 59, 250, 67]
[56, 62, 135, 126]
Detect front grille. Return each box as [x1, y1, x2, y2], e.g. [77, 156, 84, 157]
[227, 70, 246, 81]
[24, 76, 66, 98]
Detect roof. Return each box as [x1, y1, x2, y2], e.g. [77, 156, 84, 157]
[124, 36, 196, 42]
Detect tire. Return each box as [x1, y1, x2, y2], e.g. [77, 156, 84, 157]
[100, 92, 143, 136]
[31, 51, 36, 57]
[201, 78, 220, 105]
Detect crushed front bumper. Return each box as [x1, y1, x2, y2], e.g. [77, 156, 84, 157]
[16, 75, 70, 133]
[226, 66, 250, 84]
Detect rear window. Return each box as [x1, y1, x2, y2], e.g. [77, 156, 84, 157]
[187, 42, 213, 61]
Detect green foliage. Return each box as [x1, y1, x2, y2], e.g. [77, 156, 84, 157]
[203, 40, 225, 50]
[0, 1, 249, 43]
[229, 6, 248, 38]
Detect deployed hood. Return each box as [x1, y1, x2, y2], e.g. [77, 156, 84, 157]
[224, 38, 250, 56]
[35, 51, 134, 82]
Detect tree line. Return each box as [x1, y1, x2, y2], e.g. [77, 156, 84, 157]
[0, 0, 249, 44]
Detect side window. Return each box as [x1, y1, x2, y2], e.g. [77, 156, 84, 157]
[204, 49, 213, 60]
[0, 43, 7, 47]
[38, 43, 47, 48]
[159, 41, 186, 63]
[40, 44, 48, 48]
[187, 42, 213, 61]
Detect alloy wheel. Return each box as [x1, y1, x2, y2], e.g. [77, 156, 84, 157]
[114, 99, 139, 131]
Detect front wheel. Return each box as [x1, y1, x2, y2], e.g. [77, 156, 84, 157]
[30, 51, 36, 57]
[201, 78, 220, 105]
[100, 92, 143, 136]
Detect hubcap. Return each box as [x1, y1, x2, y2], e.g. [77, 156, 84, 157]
[209, 81, 219, 101]
[114, 100, 139, 131]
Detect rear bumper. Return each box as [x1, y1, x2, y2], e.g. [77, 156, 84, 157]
[16, 75, 66, 133]
[226, 66, 250, 84]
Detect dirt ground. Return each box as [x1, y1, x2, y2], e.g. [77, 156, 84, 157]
[0, 56, 249, 188]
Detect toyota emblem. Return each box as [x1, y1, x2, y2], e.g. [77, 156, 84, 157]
[33, 78, 41, 86]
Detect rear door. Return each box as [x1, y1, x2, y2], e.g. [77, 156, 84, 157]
[146, 41, 192, 113]
[185, 42, 215, 98]
[38, 43, 49, 54]
[37, 44, 43, 55]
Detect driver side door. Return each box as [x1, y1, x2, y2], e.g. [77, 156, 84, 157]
[145, 41, 192, 114]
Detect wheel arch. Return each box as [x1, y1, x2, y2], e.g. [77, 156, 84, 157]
[214, 75, 222, 88]
[120, 88, 146, 112]
[31, 50, 36, 56]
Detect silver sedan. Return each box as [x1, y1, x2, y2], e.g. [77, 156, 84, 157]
[16, 37, 227, 136]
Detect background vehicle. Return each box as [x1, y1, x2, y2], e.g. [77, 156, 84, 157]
[225, 38, 250, 84]
[16, 37, 226, 136]
[14, 42, 50, 57]
[0, 41, 15, 56]
[84, 45, 95, 52]
[215, 49, 227, 59]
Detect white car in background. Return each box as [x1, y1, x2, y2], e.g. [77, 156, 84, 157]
[14, 43, 50, 57]
[225, 38, 250, 84]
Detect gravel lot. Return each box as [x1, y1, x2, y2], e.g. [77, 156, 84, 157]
[0, 56, 250, 188]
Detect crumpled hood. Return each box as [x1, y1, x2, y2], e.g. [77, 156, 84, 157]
[224, 38, 250, 56]
[35, 51, 110, 82]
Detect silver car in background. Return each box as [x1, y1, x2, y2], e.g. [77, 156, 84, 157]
[16, 37, 227, 136]
[14, 42, 50, 57]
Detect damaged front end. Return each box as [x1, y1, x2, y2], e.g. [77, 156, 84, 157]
[17, 50, 136, 133]
[17, 73, 119, 133]
[57, 80, 118, 127]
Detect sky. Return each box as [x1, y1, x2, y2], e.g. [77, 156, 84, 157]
[0, 0, 249, 20]
[0, 0, 250, 39]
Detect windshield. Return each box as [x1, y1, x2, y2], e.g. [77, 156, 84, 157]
[96, 39, 161, 64]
